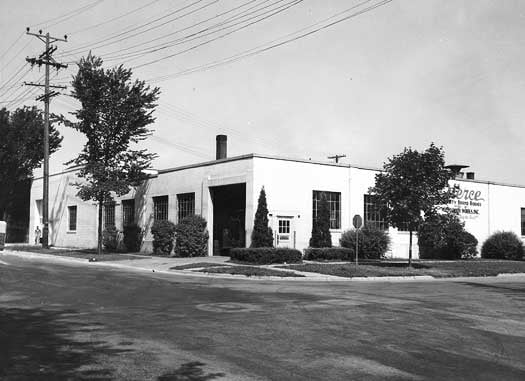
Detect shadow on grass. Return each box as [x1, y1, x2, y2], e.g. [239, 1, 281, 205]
[158, 361, 225, 381]
[0, 306, 132, 380]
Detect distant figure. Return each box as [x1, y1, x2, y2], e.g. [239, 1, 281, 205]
[34, 226, 41, 245]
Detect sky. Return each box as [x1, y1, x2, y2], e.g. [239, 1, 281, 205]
[1, 0, 524, 185]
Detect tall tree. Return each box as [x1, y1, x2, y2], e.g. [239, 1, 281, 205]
[310, 193, 332, 248]
[251, 187, 274, 247]
[0, 106, 62, 220]
[62, 55, 160, 254]
[369, 143, 454, 266]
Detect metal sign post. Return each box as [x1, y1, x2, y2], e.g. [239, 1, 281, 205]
[352, 215, 363, 267]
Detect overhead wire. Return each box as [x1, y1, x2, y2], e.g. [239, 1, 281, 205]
[29, 0, 104, 29]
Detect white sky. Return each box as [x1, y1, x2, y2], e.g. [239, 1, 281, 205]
[1, 0, 524, 184]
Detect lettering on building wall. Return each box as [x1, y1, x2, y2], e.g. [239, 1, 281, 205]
[449, 184, 485, 220]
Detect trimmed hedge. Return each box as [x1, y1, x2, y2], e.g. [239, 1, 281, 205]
[339, 226, 390, 259]
[304, 247, 353, 261]
[481, 231, 524, 260]
[174, 215, 209, 257]
[102, 226, 119, 252]
[418, 212, 478, 259]
[230, 247, 302, 265]
[123, 224, 143, 252]
[151, 220, 176, 256]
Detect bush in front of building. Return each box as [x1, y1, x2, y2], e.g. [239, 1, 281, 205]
[339, 226, 390, 259]
[310, 193, 332, 248]
[174, 215, 209, 257]
[418, 212, 478, 260]
[123, 224, 143, 252]
[481, 231, 524, 260]
[102, 225, 120, 252]
[230, 247, 302, 265]
[151, 220, 176, 256]
[303, 247, 353, 261]
[251, 187, 274, 248]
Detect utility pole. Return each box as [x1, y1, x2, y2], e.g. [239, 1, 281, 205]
[328, 154, 346, 164]
[25, 28, 68, 249]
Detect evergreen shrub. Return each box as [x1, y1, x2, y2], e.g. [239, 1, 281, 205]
[339, 226, 390, 259]
[123, 223, 143, 252]
[230, 247, 302, 265]
[481, 231, 524, 260]
[151, 220, 176, 256]
[102, 225, 119, 252]
[304, 247, 353, 261]
[174, 215, 209, 257]
[251, 187, 274, 247]
[418, 213, 478, 259]
[309, 193, 332, 248]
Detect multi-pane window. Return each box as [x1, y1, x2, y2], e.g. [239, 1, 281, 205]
[279, 219, 290, 234]
[177, 192, 195, 222]
[364, 194, 388, 230]
[104, 202, 115, 228]
[122, 199, 135, 227]
[153, 196, 169, 221]
[312, 191, 341, 229]
[521, 208, 525, 236]
[68, 206, 77, 231]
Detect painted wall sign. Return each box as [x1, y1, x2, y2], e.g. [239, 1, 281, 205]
[449, 183, 485, 220]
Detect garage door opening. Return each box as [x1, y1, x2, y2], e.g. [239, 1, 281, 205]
[210, 183, 246, 256]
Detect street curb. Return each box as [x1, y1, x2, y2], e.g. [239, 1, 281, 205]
[3, 250, 525, 282]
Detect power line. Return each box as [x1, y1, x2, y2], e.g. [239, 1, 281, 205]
[148, 0, 391, 82]
[0, 32, 24, 60]
[29, 0, 103, 29]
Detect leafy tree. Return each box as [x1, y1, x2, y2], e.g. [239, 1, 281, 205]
[310, 193, 332, 248]
[369, 144, 454, 265]
[62, 55, 159, 254]
[251, 187, 273, 247]
[0, 106, 62, 220]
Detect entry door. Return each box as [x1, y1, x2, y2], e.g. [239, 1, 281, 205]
[276, 217, 294, 248]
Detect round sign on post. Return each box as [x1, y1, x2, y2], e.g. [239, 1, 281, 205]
[353, 215, 363, 229]
[352, 215, 362, 267]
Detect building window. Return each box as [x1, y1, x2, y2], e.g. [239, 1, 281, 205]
[279, 219, 290, 234]
[68, 206, 77, 231]
[312, 191, 341, 229]
[104, 202, 115, 228]
[122, 199, 135, 227]
[177, 193, 195, 222]
[521, 208, 525, 236]
[36, 199, 43, 226]
[364, 195, 388, 230]
[153, 196, 169, 221]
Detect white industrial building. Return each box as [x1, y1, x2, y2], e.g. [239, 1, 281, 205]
[29, 136, 525, 258]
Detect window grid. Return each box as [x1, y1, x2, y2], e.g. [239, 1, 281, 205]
[104, 203, 115, 228]
[312, 191, 341, 230]
[177, 193, 195, 222]
[521, 208, 525, 236]
[153, 196, 169, 221]
[364, 195, 388, 230]
[68, 206, 77, 231]
[279, 220, 290, 234]
[122, 199, 135, 227]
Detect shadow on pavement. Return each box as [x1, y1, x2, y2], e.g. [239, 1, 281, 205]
[0, 306, 131, 380]
[158, 361, 225, 381]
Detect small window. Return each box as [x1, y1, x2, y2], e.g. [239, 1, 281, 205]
[279, 219, 290, 234]
[364, 194, 388, 230]
[122, 199, 135, 227]
[312, 191, 341, 229]
[104, 202, 115, 228]
[68, 206, 77, 231]
[177, 192, 195, 222]
[36, 199, 43, 225]
[153, 196, 169, 221]
[521, 208, 525, 236]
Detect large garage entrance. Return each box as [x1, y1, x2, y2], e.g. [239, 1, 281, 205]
[210, 183, 246, 256]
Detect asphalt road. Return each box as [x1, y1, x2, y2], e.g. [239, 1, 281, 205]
[1, 254, 524, 381]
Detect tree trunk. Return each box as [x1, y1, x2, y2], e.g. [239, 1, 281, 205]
[97, 197, 103, 255]
[408, 229, 413, 267]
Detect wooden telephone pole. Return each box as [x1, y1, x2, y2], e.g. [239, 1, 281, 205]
[25, 28, 68, 248]
[328, 154, 346, 164]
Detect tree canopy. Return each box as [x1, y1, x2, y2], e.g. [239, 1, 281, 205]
[0, 106, 62, 219]
[369, 143, 454, 264]
[63, 54, 160, 253]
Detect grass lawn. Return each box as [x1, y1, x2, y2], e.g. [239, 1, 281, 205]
[170, 262, 230, 270]
[280, 260, 525, 278]
[6, 245, 147, 262]
[198, 265, 304, 277]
